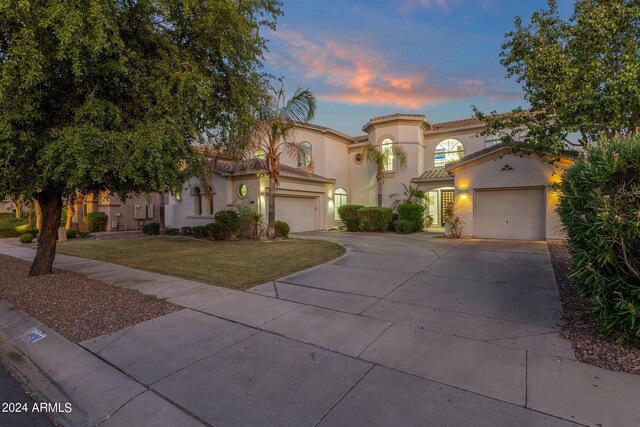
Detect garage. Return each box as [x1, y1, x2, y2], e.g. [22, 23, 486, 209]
[474, 188, 545, 240]
[274, 196, 318, 232]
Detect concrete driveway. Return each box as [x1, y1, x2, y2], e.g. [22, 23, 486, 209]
[2, 234, 639, 427]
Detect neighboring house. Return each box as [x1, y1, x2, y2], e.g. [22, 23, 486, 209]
[68, 191, 160, 232]
[166, 113, 572, 241]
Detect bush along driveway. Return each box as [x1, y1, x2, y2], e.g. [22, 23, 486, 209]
[0, 234, 639, 427]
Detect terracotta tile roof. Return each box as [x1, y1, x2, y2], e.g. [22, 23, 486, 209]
[209, 158, 335, 183]
[431, 111, 529, 132]
[412, 169, 454, 182]
[368, 113, 426, 122]
[352, 135, 369, 144]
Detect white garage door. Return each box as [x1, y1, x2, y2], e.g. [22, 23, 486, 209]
[475, 188, 545, 240]
[274, 196, 317, 232]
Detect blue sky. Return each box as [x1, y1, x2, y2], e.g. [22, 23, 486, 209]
[262, 0, 576, 136]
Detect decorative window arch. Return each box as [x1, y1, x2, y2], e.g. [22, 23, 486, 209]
[485, 133, 506, 148]
[434, 139, 464, 168]
[381, 138, 394, 171]
[192, 187, 202, 215]
[334, 188, 348, 220]
[298, 142, 312, 167]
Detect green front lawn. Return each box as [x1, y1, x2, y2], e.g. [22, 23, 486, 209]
[55, 236, 345, 290]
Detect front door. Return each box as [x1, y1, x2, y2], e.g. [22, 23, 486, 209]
[440, 190, 455, 226]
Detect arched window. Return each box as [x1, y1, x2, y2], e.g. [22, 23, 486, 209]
[255, 149, 265, 160]
[298, 142, 312, 167]
[381, 138, 394, 171]
[434, 139, 464, 168]
[192, 187, 202, 215]
[334, 188, 348, 220]
[484, 133, 505, 148]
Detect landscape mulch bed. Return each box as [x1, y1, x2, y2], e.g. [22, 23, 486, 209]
[548, 242, 640, 375]
[0, 254, 181, 343]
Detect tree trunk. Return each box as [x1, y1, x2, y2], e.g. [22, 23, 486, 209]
[377, 180, 383, 207]
[29, 188, 63, 276]
[35, 200, 42, 230]
[267, 177, 276, 239]
[158, 189, 166, 234]
[7, 195, 23, 219]
[65, 194, 76, 229]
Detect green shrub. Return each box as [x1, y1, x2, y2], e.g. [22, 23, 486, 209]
[444, 202, 463, 238]
[78, 231, 90, 238]
[0, 229, 22, 238]
[396, 219, 414, 234]
[233, 201, 264, 240]
[142, 222, 160, 235]
[66, 229, 78, 239]
[275, 220, 290, 238]
[389, 213, 399, 232]
[83, 212, 108, 232]
[398, 203, 425, 232]
[19, 233, 33, 244]
[344, 217, 359, 232]
[211, 210, 240, 241]
[192, 226, 207, 238]
[166, 228, 181, 236]
[357, 207, 393, 232]
[557, 136, 640, 344]
[337, 204, 363, 232]
[181, 226, 193, 236]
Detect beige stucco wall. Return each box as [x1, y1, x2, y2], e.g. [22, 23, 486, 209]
[451, 153, 568, 240]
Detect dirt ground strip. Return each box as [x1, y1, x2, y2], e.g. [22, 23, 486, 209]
[548, 242, 640, 375]
[0, 254, 181, 343]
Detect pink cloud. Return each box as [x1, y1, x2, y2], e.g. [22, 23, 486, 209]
[267, 29, 518, 109]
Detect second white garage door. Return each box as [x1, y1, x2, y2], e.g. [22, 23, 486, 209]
[274, 196, 318, 232]
[474, 188, 545, 240]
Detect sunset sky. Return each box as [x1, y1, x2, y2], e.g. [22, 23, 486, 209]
[263, 0, 576, 136]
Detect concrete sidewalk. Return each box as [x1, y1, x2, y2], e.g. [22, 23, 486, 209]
[1, 235, 639, 426]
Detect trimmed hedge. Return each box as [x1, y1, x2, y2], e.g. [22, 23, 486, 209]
[83, 212, 107, 232]
[398, 203, 425, 233]
[337, 204, 363, 232]
[357, 207, 392, 232]
[396, 219, 414, 234]
[66, 229, 78, 239]
[192, 225, 207, 238]
[142, 222, 160, 235]
[557, 136, 640, 344]
[181, 226, 193, 236]
[275, 220, 290, 238]
[0, 228, 22, 238]
[19, 233, 33, 244]
[211, 210, 240, 241]
[166, 228, 181, 236]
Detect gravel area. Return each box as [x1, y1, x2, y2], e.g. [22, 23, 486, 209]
[548, 242, 640, 375]
[0, 254, 181, 343]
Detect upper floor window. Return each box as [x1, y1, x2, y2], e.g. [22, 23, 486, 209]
[381, 138, 394, 171]
[334, 188, 348, 220]
[434, 139, 464, 168]
[298, 142, 312, 167]
[255, 149, 265, 160]
[485, 133, 505, 148]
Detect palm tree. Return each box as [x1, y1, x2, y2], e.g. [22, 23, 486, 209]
[364, 143, 408, 206]
[389, 183, 425, 210]
[250, 83, 317, 239]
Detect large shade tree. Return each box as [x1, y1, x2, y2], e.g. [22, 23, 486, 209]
[250, 83, 316, 239]
[474, 0, 640, 156]
[0, 0, 282, 275]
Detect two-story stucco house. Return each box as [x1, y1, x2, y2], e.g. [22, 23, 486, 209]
[165, 113, 572, 241]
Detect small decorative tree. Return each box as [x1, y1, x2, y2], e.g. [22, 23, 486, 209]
[443, 202, 464, 238]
